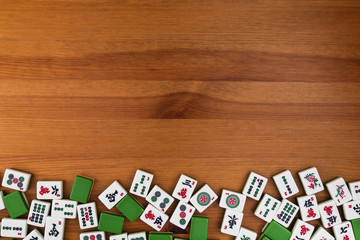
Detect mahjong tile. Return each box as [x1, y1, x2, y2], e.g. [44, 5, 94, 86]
[318, 200, 342, 228]
[128, 231, 147, 240]
[333, 221, 355, 240]
[0, 191, 5, 210]
[146, 185, 174, 213]
[326, 178, 352, 206]
[219, 189, 246, 213]
[77, 202, 98, 229]
[298, 167, 324, 195]
[189, 184, 218, 213]
[2, 168, 32, 192]
[310, 227, 335, 240]
[297, 195, 320, 222]
[0, 218, 28, 238]
[140, 204, 169, 231]
[109, 232, 128, 240]
[273, 199, 299, 228]
[27, 199, 51, 227]
[220, 209, 243, 236]
[37, 181, 63, 200]
[172, 174, 198, 203]
[98, 180, 127, 209]
[79, 231, 106, 240]
[44, 217, 65, 240]
[289, 219, 315, 240]
[242, 172, 268, 201]
[169, 201, 195, 229]
[51, 199, 77, 219]
[235, 227, 257, 240]
[130, 169, 154, 198]
[24, 229, 44, 240]
[343, 200, 360, 220]
[254, 193, 281, 222]
[273, 170, 299, 199]
[348, 180, 360, 201]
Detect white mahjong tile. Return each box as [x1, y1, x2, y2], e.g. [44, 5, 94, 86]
[289, 219, 315, 240]
[24, 229, 44, 240]
[109, 232, 128, 240]
[77, 202, 98, 229]
[310, 227, 335, 240]
[189, 184, 218, 213]
[79, 231, 106, 240]
[273, 170, 299, 199]
[235, 227, 257, 240]
[326, 178, 352, 206]
[318, 200, 342, 228]
[0, 218, 28, 238]
[333, 221, 355, 240]
[220, 209, 243, 236]
[128, 231, 147, 240]
[51, 199, 78, 219]
[37, 181, 63, 200]
[219, 189, 246, 213]
[254, 193, 281, 222]
[172, 174, 198, 203]
[343, 200, 360, 220]
[146, 185, 174, 213]
[44, 217, 65, 240]
[348, 180, 360, 201]
[297, 195, 321, 222]
[273, 198, 299, 228]
[140, 204, 169, 231]
[27, 199, 51, 227]
[242, 172, 268, 201]
[298, 167, 324, 195]
[98, 180, 127, 209]
[130, 169, 154, 198]
[0, 191, 5, 210]
[169, 201, 195, 229]
[1, 168, 32, 192]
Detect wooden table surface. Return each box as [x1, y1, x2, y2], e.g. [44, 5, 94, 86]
[1, 1, 360, 239]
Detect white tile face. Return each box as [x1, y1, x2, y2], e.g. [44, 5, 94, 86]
[27, 199, 51, 227]
[254, 193, 281, 222]
[343, 200, 360, 220]
[219, 189, 246, 213]
[273, 199, 299, 228]
[130, 169, 154, 198]
[348, 181, 360, 201]
[298, 167, 324, 195]
[1, 168, 31, 192]
[98, 180, 127, 209]
[77, 202, 98, 229]
[146, 185, 174, 213]
[109, 232, 128, 240]
[0, 218, 28, 238]
[297, 195, 321, 222]
[37, 181, 63, 200]
[140, 204, 169, 231]
[0, 191, 5, 210]
[51, 199, 77, 219]
[169, 201, 195, 229]
[318, 200, 342, 228]
[220, 209, 243, 236]
[273, 170, 299, 199]
[128, 231, 147, 240]
[44, 217, 65, 240]
[289, 219, 315, 240]
[172, 174, 198, 203]
[310, 227, 335, 240]
[242, 172, 268, 201]
[333, 221, 355, 240]
[189, 184, 218, 213]
[235, 227, 257, 240]
[326, 178, 352, 206]
[79, 231, 106, 240]
[24, 229, 44, 240]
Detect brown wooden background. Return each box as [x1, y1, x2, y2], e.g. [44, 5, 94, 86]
[0, 0, 360, 239]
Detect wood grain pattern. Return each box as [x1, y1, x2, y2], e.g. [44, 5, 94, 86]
[0, 0, 359, 239]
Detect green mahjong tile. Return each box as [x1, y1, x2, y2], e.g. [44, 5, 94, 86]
[116, 194, 144, 222]
[352, 218, 360, 240]
[259, 236, 271, 240]
[148, 232, 173, 240]
[98, 212, 124, 234]
[3, 191, 29, 218]
[70, 175, 94, 203]
[263, 220, 291, 240]
[189, 216, 208, 240]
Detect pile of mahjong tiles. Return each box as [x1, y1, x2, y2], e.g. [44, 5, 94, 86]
[0, 168, 359, 240]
